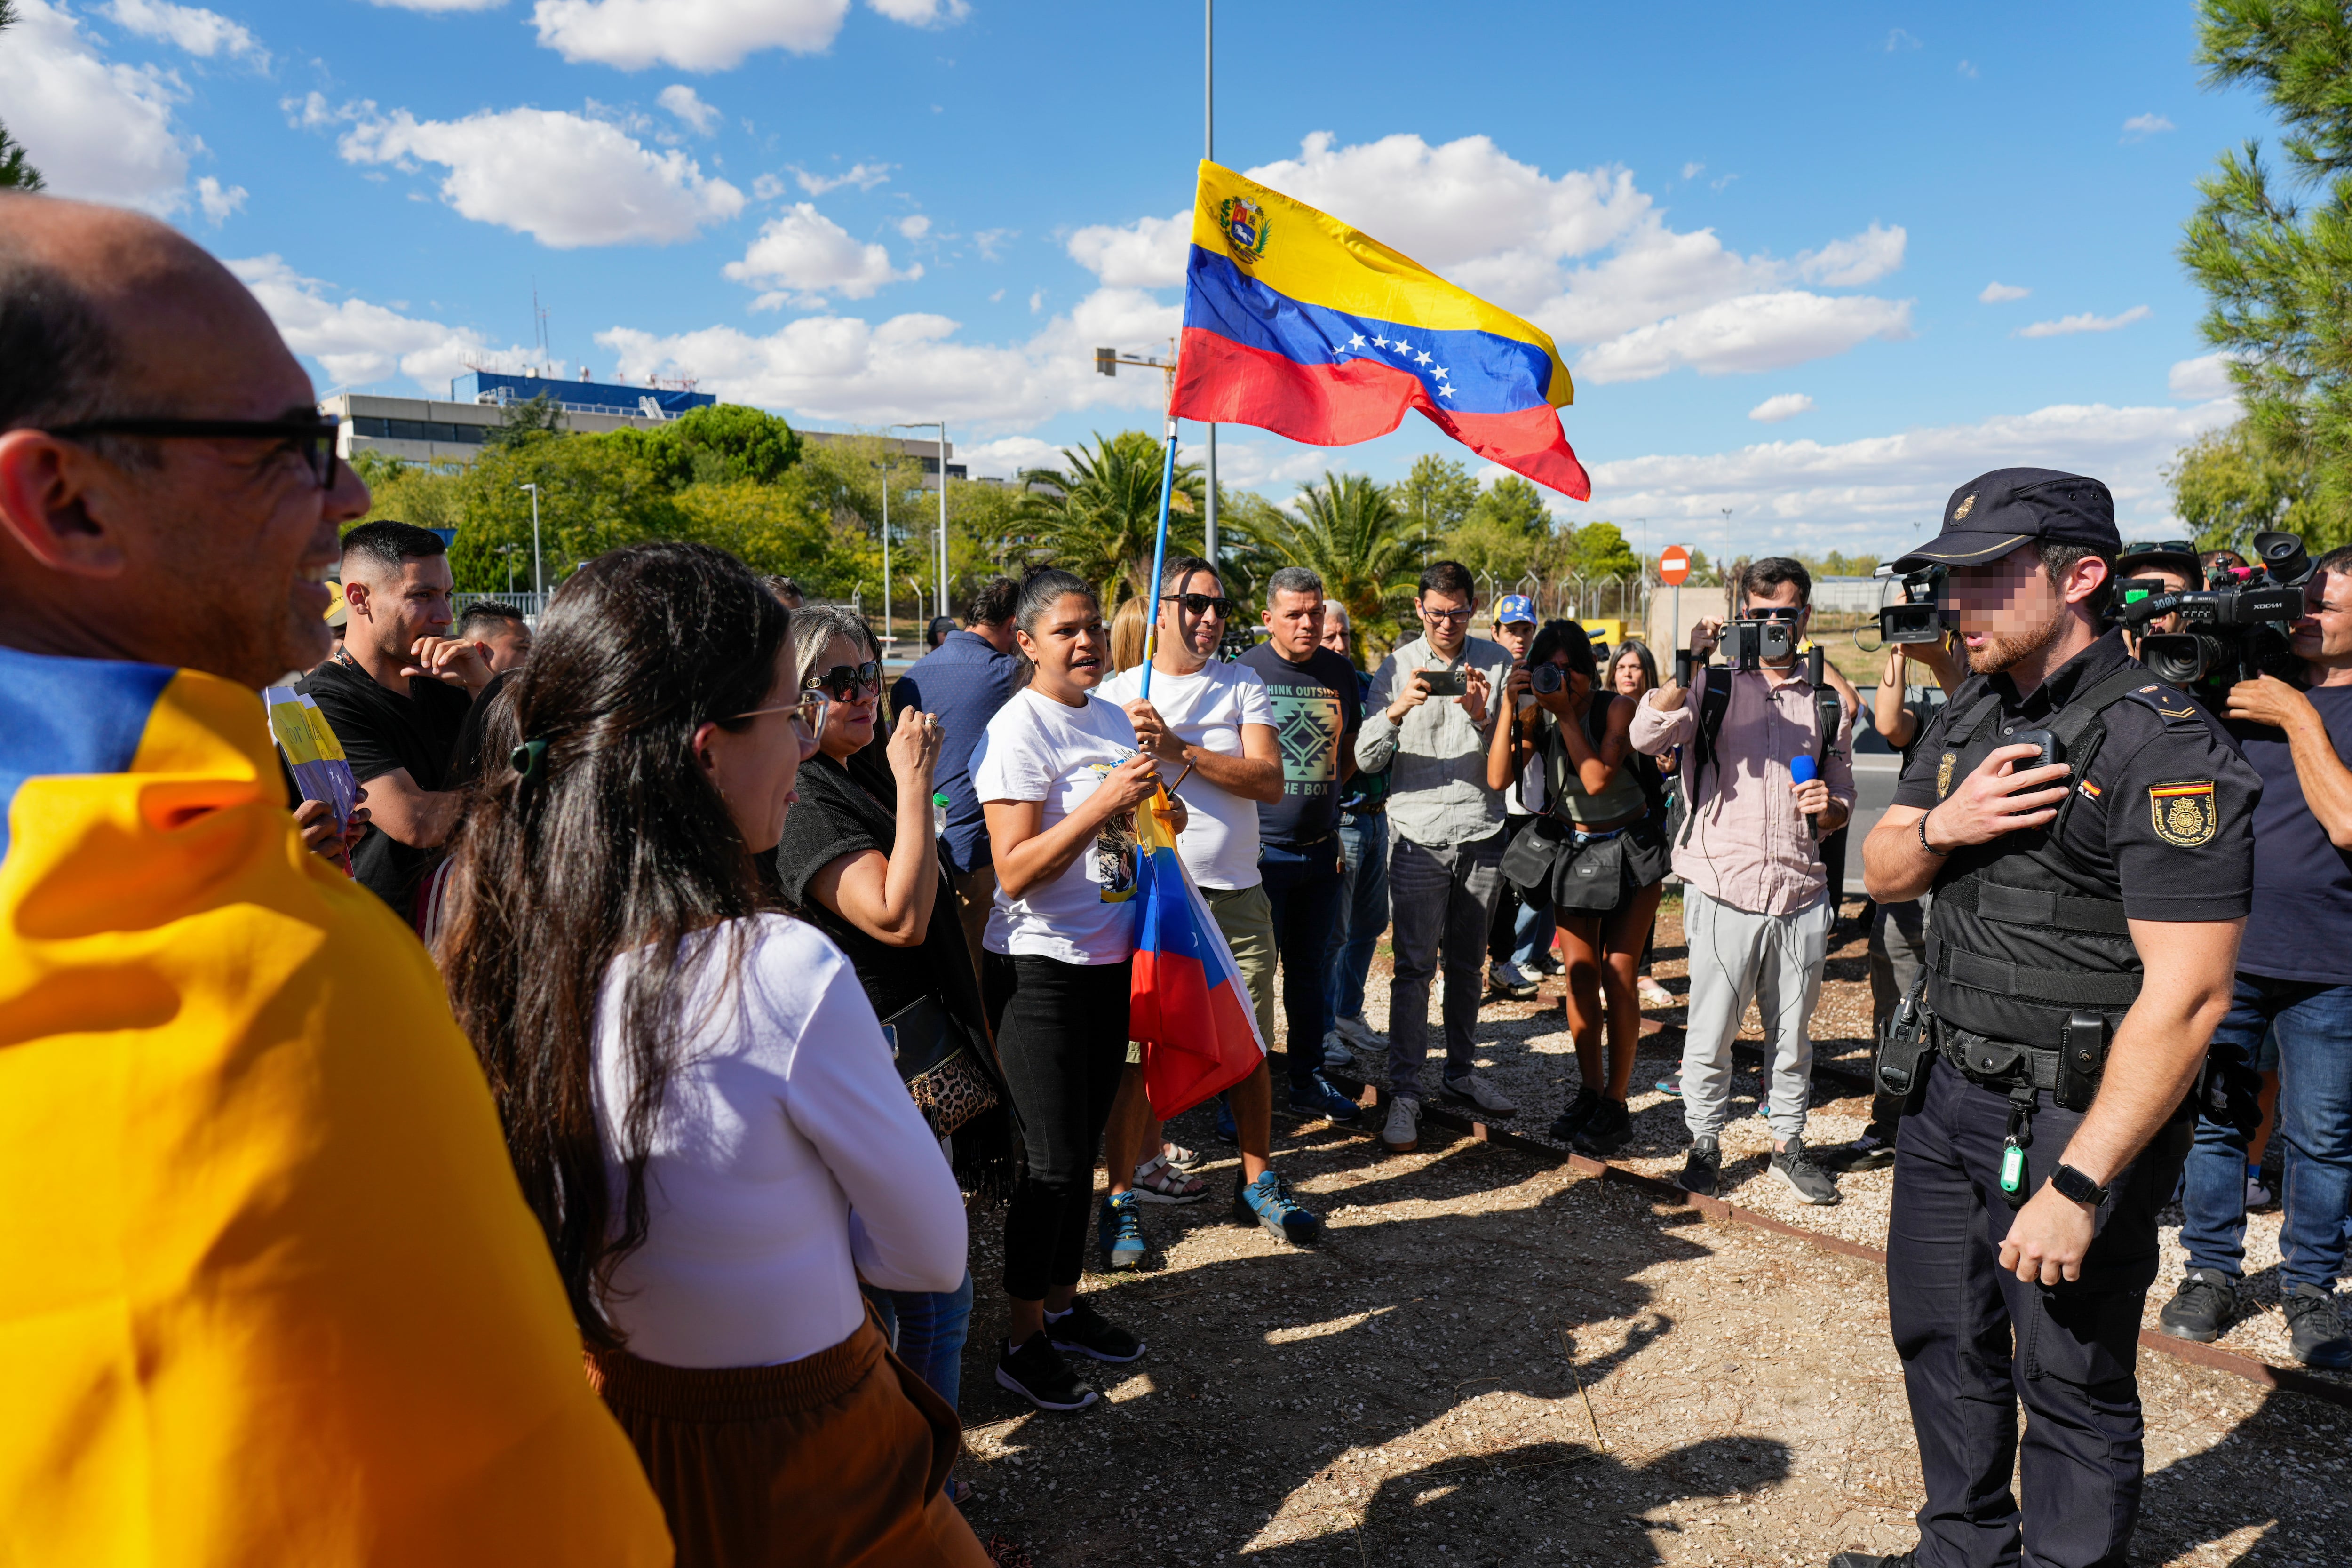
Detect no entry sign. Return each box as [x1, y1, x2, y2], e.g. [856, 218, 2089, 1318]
[1658, 545, 1692, 586]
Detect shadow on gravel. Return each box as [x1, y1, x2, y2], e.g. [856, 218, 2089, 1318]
[2134, 1386, 2346, 1564]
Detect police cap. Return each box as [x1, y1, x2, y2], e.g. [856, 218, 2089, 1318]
[1894, 467, 2121, 571]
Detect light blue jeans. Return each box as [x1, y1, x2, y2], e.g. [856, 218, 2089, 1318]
[1325, 809, 1390, 1023]
[864, 1270, 975, 1415]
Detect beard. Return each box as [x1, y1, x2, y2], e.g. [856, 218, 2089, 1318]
[1967, 611, 2065, 675]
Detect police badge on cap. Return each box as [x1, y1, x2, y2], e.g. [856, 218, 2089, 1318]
[1894, 468, 2123, 572]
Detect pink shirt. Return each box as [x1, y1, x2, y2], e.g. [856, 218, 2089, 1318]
[1629, 664, 1856, 917]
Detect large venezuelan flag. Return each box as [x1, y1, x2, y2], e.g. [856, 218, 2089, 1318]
[0, 648, 670, 1567]
[1170, 159, 1591, 499]
[1128, 786, 1266, 1119]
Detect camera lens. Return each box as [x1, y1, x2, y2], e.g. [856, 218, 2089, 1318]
[2139, 633, 2214, 687]
[1531, 662, 1565, 695]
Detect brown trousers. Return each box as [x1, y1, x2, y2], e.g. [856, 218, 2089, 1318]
[586, 1317, 988, 1568]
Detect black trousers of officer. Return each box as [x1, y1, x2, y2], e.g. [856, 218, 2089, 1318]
[1887, 1054, 2189, 1568]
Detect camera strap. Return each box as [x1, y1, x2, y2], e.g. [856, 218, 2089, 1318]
[1678, 667, 1735, 850]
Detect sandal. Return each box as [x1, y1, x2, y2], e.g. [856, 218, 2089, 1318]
[1160, 1141, 1204, 1171]
[1130, 1152, 1209, 1205]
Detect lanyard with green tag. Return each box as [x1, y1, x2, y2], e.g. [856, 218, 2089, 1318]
[2000, 1083, 2037, 1210]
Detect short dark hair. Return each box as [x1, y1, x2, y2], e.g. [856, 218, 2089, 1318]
[1159, 554, 1219, 597]
[1737, 557, 1812, 609]
[2035, 539, 2114, 615]
[1530, 618, 1597, 685]
[2312, 544, 2352, 582]
[926, 614, 957, 648]
[342, 520, 447, 578]
[456, 601, 526, 640]
[1266, 565, 1324, 605]
[968, 574, 1019, 626]
[0, 237, 117, 435]
[1419, 560, 1474, 600]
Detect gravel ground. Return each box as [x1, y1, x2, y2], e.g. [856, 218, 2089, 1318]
[945, 889, 2352, 1564]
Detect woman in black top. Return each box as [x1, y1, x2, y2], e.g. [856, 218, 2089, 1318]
[770, 605, 1011, 1492]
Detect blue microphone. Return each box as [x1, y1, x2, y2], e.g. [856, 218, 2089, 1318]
[1790, 754, 1821, 839]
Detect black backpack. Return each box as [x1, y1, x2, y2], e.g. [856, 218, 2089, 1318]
[1677, 645, 1844, 849]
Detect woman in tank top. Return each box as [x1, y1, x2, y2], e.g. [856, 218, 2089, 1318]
[1488, 621, 1666, 1157]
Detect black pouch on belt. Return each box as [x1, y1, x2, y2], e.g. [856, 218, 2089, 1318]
[1499, 815, 1566, 896]
[1874, 972, 1933, 1116]
[2053, 1012, 2105, 1114]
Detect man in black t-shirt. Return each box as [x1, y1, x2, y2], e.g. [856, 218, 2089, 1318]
[1240, 565, 1364, 1121]
[298, 520, 489, 921]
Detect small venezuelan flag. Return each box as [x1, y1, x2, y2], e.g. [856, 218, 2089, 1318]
[1129, 784, 1267, 1119]
[1171, 159, 1591, 499]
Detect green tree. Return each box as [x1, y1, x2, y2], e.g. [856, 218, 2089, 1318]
[1395, 454, 1479, 538]
[1251, 472, 1427, 661]
[350, 451, 466, 534]
[0, 3, 41, 192]
[2166, 419, 2312, 549]
[1016, 430, 1205, 607]
[2180, 0, 2352, 545]
[1463, 474, 1552, 537]
[1568, 520, 1641, 582]
[660, 403, 803, 486]
[484, 393, 566, 449]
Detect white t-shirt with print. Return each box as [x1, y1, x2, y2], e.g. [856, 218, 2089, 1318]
[969, 686, 1141, 966]
[1097, 658, 1275, 891]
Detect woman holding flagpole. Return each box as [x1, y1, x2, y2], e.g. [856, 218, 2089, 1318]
[972, 566, 1165, 1413]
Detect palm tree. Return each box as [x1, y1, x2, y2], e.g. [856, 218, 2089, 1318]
[1249, 472, 1428, 659]
[0, 2, 46, 192]
[1016, 430, 1205, 607]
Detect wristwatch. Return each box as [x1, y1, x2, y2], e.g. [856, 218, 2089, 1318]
[2051, 1162, 2111, 1209]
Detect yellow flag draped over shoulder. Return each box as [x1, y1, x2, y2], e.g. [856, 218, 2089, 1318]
[0, 650, 670, 1566]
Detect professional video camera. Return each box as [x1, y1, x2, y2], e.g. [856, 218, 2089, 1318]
[2114, 530, 2312, 689]
[1872, 563, 1948, 645]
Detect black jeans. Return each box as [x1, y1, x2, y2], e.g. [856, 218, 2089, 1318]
[988, 953, 1132, 1301]
[1260, 838, 1345, 1097]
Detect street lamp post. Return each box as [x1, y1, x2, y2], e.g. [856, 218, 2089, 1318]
[891, 421, 951, 619]
[879, 459, 892, 649]
[519, 482, 543, 599]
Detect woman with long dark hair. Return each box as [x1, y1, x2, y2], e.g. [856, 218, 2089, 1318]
[1489, 621, 1667, 1156]
[971, 567, 1162, 1413]
[1608, 639, 1679, 1010]
[439, 543, 985, 1568]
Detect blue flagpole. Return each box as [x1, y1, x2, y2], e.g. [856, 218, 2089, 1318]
[1140, 414, 1179, 702]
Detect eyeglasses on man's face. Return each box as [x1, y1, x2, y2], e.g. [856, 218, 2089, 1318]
[1419, 602, 1475, 624]
[803, 661, 882, 700]
[49, 414, 345, 490]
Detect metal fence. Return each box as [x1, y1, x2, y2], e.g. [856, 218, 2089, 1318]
[1474, 570, 1652, 627]
[452, 590, 551, 621]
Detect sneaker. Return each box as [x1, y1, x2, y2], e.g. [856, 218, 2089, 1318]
[1535, 949, 1565, 976]
[1770, 1140, 1841, 1205]
[1573, 1097, 1633, 1157]
[1234, 1169, 1324, 1245]
[1213, 1094, 1238, 1146]
[1814, 1133, 1896, 1174]
[1655, 1070, 1683, 1097]
[1321, 1029, 1355, 1071]
[1637, 975, 1675, 1008]
[1489, 961, 1539, 1000]
[1046, 1298, 1145, 1363]
[1335, 1014, 1389, 1051]
[1382, 1094, 1422, 1153]
[2281, 1284, 2352, 1369]
[1546, 1086, 1601, 1144]
[1442, 1072, 1518, 1116]
[1680, 1136, 1722, 1196]
[1097, 1192, 1146, 1270]
[996, 1331, 1098, 1412]
[2157, 1268, 2240, 1343]
[1288, 1071, 1362, 1124]
[2246, 1163, 2279, 1212]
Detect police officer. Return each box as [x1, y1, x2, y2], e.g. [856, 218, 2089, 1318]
[1836, 469, 2258, 1568]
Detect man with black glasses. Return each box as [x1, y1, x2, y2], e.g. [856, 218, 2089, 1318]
[0, 194, 667, 1565]
[1356, 560, 1519, 1153]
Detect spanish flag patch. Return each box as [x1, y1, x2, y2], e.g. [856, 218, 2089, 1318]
[2150, 780, 2218, 847]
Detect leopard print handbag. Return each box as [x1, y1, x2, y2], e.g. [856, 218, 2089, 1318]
[880, 994, 1002, 1139]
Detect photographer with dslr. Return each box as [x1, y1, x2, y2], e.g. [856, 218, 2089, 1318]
[2155, 544, 2352, 1369]
[1632, 557, 1854, 1205]
[1843, 468, 2257, 1568]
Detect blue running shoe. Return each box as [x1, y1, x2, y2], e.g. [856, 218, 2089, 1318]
[1234, 1170, 1323, 1245]
[1097, 1192, 1145, 1270]
[1213, 1093, 1238, 1146]
[1287, 1071, 1361, 1124]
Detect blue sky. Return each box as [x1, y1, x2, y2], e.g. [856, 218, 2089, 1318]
[0, 0, 2274, 554]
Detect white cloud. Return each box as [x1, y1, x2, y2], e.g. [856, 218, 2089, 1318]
[1681, 161, 1703, 180]
[360, 0, 505, 11]
[2017, 305, 2150, 339]
[657, 83, 720, 135]
[955, 434, 1060, 479]
[1748, 392, 1814, 423]
[1885, 27, 1920, 50]
[2122, 113, 2176, 141]
[1580, 398, 2238, 547]
[531, 0, 959, 71]
[2169, 352, 2239, 401]
[231, 255, 547, 389]
[896, 213, 930, 239]
[105, 0, 267, 62]
[195, 175, 246, 223]
[1979, 280, 2030, 303]
[723, 203, 918, 303]
[794, 160, 890, 194]
[338, 107, 744, 247]
[0, 0, 192, 214]
[1066, 132, 1914, 386]
[1957, 59, 1978, 78]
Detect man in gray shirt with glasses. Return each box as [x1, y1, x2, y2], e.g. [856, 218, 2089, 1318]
[1355, 559, 1519, 1151]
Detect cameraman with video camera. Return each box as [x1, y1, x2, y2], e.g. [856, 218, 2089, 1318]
[2154, 543, 2352, 1369]
[1632, 557, 1855, 1205]
[1842, 469, 2258, 1568]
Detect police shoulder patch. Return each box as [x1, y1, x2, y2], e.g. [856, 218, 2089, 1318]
[2149, 779, 2218, 847]
[2123, 684, 2207, 729]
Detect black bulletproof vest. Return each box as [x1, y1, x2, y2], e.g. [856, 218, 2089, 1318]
[1923, 668, 2152, 1051]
